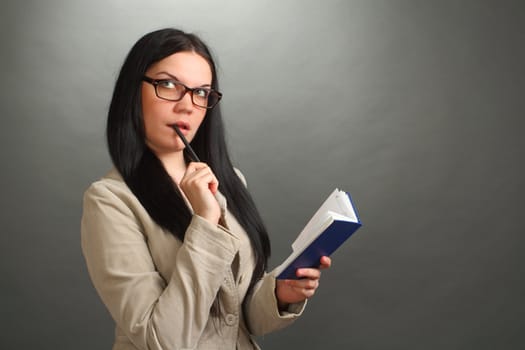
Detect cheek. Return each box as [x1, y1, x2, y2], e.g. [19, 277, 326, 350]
[141, 88, 167, 130]
[141, 86, 155, 119]
[141, 103, 153, 133]
[141, 99, 161, 140]
[193, 111, 208, 129]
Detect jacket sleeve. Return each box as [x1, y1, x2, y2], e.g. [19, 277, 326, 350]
[243, 269, 307, 336]
[81, 181, 240, 350]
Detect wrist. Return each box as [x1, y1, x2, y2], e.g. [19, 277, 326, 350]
[277, 299, 290, 311]
[275, 282, 290, 311]
[196, 210, 220, 224]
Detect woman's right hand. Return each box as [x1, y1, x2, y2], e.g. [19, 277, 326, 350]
[179, 162, 221, 224]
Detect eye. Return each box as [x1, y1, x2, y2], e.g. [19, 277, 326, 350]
[158, 80, 178, 89]
[193, 88, 210, 98]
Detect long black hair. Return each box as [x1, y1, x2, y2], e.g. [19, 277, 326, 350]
[106, 28, 271, 288]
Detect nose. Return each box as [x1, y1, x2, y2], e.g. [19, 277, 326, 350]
[174, 89, 194, 111]
[181, 89, 194, 103]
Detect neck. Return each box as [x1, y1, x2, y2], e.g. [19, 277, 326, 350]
[155, 150, 187, 184]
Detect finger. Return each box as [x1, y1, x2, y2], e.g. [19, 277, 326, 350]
[182, 165, 219, 190]
[192, 165, 218, 184]
[296, 268, 321, 280]
[289, 284, 317, 297]
[300, 279, 319, 290]
[319, 256, 332, 269]
[287, 278, 319, 290]
[185, 162, 210, 176]
[188, 167, 213, 181]
[190, 170, 219, 192]
[195, 174, 219, 194]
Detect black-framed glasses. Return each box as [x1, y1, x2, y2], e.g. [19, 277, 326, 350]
[142, 76, 222, 109]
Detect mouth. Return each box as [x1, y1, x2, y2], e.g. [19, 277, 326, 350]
[169, 121, 190, 133]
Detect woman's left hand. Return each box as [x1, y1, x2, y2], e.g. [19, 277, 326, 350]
[275, 256, 332, 308]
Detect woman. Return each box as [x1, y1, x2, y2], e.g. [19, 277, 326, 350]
[81, 28, 331, 350]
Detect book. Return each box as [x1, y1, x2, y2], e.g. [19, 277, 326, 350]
[274, 189, 362, 280]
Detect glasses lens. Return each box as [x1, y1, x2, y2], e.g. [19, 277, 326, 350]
[192, 88, 210, 108]
[205, 92, 220, 108]
[192, 89, 221, 109]
[156, 80, 185, 101]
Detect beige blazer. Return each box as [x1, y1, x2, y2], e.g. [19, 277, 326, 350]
[81, 169, 305, 350]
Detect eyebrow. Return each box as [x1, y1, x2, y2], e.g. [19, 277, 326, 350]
[154, 71, 212, 88]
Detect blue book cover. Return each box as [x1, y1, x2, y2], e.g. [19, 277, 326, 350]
[274, 190, 362, 280]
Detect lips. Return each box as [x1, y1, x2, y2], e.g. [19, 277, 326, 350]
[170, 121, 190, 133]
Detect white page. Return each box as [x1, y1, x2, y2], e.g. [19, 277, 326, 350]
[273, 214, 336, 277]
[292, 189, 357, 251]
[291, 189, 339, 251]
[335, 190, 358, 221]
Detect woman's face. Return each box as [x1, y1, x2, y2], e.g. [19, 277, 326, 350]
[141, 51, 212, 157]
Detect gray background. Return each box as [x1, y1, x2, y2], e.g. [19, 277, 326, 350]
[1, 0, 524, 349]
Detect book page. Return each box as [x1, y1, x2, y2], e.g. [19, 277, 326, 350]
[273, 214, 335, 277]
[292, 189, 357, 251]
[336, 191, 358, 222]
[274, 188, 362, 279]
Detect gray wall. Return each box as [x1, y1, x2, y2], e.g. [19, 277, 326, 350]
[1, 0, 524, 349]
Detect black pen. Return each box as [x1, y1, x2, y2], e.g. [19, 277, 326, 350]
[172, 124, 201, 162]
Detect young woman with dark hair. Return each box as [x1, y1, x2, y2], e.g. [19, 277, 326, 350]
[81, 28, 331, 350]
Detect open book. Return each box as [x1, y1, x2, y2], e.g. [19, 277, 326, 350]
[274, 189, 362, 280]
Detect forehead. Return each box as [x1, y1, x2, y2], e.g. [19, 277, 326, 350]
[147, 51, 212, 86]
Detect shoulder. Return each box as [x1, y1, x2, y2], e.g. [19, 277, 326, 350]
[84, 168, 125, 196]
[81, 168, 153, 237]
[82, 168, 137, 211]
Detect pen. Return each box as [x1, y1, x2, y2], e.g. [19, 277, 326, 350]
[171, 124, 201, 162]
